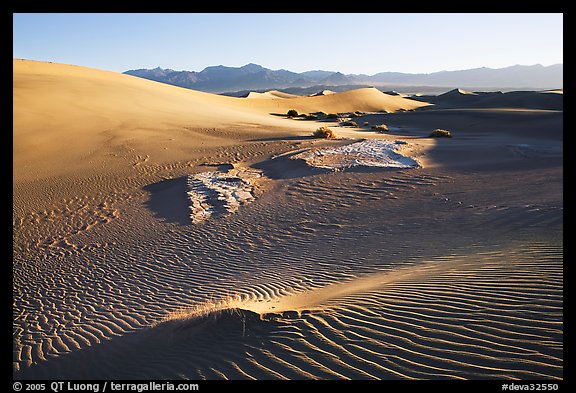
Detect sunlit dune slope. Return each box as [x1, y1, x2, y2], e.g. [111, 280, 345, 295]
[245, 90, 299, 99]
[248, 86, 429, 114]
[14, 60, 429, 180]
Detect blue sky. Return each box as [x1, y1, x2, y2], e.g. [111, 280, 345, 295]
[13, 13, 563, 75]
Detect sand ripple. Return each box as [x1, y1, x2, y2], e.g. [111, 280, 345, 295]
[14, 242, 562, 379]
[14, 165, 562, 379]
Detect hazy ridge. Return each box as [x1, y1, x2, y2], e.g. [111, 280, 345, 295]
[124, 63, 563, 93]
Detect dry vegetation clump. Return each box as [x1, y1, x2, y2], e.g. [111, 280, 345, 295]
[287, 109, 298, 117]
[371, 124, 389, 132]
[429, 129, 452, 138]
[326, 113, 339, 119]
[313, 126, 337, 138]
[339, 120, 358, 127]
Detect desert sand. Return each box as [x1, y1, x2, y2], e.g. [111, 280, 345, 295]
[13, 60, 562, 379]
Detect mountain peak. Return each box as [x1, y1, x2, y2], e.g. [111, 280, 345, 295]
[240, 63, 265, 72]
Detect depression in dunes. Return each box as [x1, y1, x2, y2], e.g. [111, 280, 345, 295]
[14, 60, 562, 380]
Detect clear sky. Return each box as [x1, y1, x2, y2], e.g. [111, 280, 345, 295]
[13, 13, 563, 75]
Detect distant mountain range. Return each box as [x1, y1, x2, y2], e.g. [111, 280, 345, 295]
[124, 63, 563, 94]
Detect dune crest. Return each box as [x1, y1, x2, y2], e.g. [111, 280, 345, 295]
[311, 89, 336, 96]
[246, 90, 298, 99]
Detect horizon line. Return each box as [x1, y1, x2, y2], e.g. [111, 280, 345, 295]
[13, 57, 563, 76]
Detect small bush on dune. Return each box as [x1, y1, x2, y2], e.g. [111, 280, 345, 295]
[429, 129, 452, 138]
[340, 121, 358, 127]
[304, 114, 318, 120]
[313, 127, 337, 138]
[287, 109, 298, 117]
[371, 124, 389, 132]
[326, 113, 339, 119]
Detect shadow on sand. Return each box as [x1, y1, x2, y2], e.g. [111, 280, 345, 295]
[252, 149, 404, 180]
[143, 176, 191, 225]
[14, 309, 288, 379]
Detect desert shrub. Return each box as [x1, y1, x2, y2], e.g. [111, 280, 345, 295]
[355, 111, 364, 116]
[371, 124, 389, 132]
[304, 114, 318, 120]
[313, 127, 337, 138]
[429, 129, 452, 138]
[326, 113, 339, 119]
[340, 121, 358, 127]
[287, 109, 298, 117]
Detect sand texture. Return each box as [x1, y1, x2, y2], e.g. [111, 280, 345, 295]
[13, 60, 562, 380]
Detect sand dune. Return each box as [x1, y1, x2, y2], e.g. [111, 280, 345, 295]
[439, 88, 478, 97]
[17, 241, 563, 380]
[415, 88, 563, 111]
[246, 90, 299, 99]
[13, 60, 562, 380]
[14, 60, 428, 183]
[271, 87, 428, 114]
[310, 90, 336, 96]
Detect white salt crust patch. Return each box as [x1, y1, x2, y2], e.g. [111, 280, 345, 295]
[293, 139, 420, 170]
[187, 167, 263, 224]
